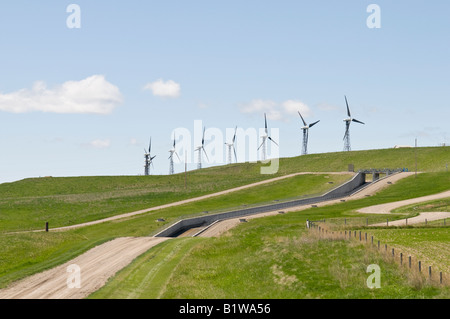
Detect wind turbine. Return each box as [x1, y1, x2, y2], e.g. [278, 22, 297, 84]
[225, 126, 237, 164]
[168, 133, 180, 175]
[258, 113, 278, 161]
[195, 127, 209, 169]
[144, 137, 156, 175]
[343, 96, 365, 152]
[298, 111, 320, 155]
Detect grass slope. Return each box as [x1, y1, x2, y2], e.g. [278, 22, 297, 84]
[0, 173, 347, 288]
[90, 172, 450, 299]
[1, 146, 447, 233]
[0, 147, 448, 295]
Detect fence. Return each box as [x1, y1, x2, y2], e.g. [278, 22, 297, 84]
[308, 222, 448, 286]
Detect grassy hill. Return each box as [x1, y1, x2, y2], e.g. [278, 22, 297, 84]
[0, 146, 448, 232]
[276, 146, 449, 174]
[91, 171, 450, 299]
[0, 146, 449, 295]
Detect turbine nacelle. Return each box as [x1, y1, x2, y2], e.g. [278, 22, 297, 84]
[258, 113, 278, 152]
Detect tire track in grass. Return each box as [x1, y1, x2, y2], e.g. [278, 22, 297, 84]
[89, 238, 204, 299]
[128, 239, 188, 299]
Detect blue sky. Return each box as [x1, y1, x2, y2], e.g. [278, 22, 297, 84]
[0, 1, 449, 182]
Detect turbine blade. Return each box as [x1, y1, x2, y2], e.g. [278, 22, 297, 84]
[352, 118, 365, 125]
[309, 120, 320, 128]
[149, 137, 152, 154]
[151, 155, 156, 160]
[232, 126, 237, 143]
[345, 95, 351, 117]
[233, 145, 237, 163]
[202, 127, 205, 146]
[268, 136, 278, 146]
[257, 140, 265, 150]
[202, 147, 209, 162]
[175, 152, 181, 161]
[264, 113, 268, 135]
[298, 111, 307, 126]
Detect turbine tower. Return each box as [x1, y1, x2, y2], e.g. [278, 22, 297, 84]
[144, 137, 156, 175]
[168, 133, 180, 175]
[258, 113, 278, 161]
[343, 96, 365, 152]
[195, 127, 209, 169]
[298, 111, 320, 155]
[225, 126, 237, 164]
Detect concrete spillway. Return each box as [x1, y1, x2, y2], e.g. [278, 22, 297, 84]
[154, 172, 371, 238]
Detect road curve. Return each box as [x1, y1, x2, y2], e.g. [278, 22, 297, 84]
[357, 190, 450, 214]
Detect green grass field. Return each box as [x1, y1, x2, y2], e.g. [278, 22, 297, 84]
[0, 146, 449, 297]
[91, 171, 450, 299]
[0, 173, 348, 288]
[91, 213, 449, 299]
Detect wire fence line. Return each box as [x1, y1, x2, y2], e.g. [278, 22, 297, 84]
[307, 222, 449, 287]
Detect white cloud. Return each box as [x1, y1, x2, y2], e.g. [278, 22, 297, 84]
[144, 79, 180, 98]
[282, 100, 312, 117]
[0, 75, 123, 114]
[239, 99, 312, 121]
[88, 139, 111, 149]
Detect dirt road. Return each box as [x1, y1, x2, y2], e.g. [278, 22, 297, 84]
[0, 237, 169, 299]
[357, 190, 450, 214]
[370, 212, 450, 226]
[357, 188, 450, 226]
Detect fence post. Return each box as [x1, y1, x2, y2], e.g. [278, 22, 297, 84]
[359, 231, 361, 241]
[386, 218, 389, 226]
[45, 222, 49, 232]
[378, 241, 380, 249]
[440, 272, 443, 285]
[428, 266, 432, 280]
[419, 261, 422, 273]
[400, 253, 403, 265]
[392, 248, 394, 258]
[409, 256, 412, 269]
